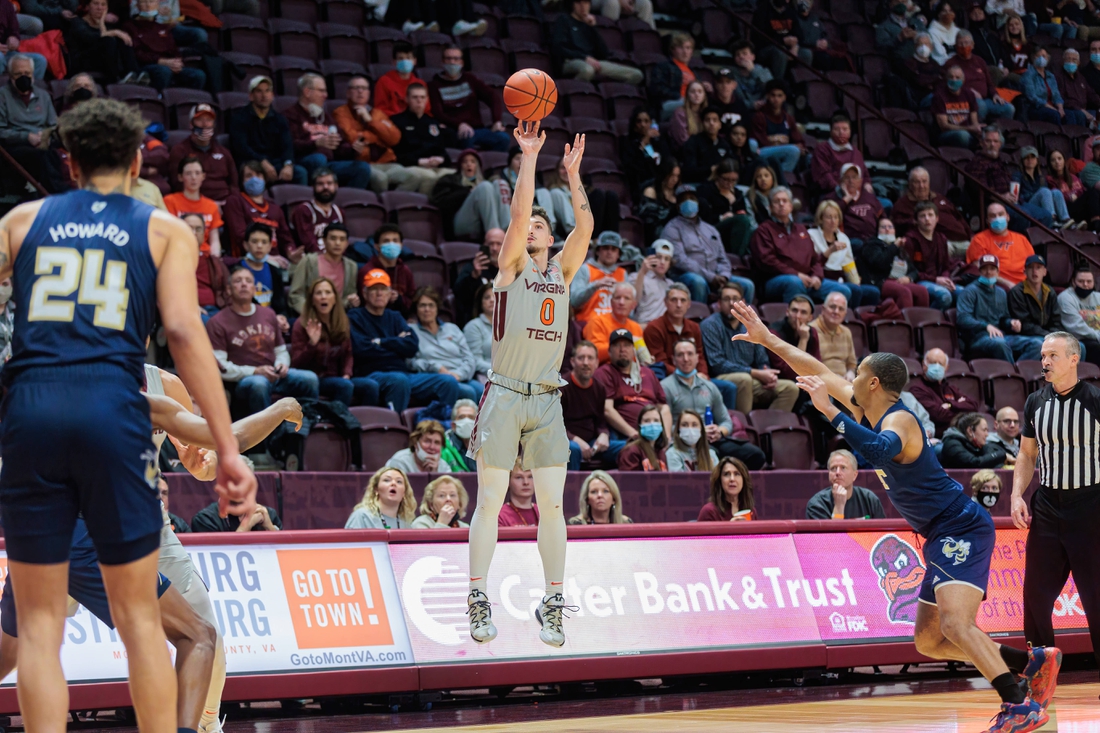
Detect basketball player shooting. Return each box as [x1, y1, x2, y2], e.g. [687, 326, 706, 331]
[465, 121, 592, 647]
[730, 300, 1060, 733]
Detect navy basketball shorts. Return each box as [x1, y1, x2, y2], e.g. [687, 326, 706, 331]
[919, 496, 997, 605]
[1, 519, 172, 636]
[0, 366, 162, 565]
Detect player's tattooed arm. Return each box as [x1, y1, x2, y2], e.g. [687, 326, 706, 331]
[577, 183, 590, 213]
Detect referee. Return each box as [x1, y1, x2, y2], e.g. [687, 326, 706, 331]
[1012, 331, 1100, 676]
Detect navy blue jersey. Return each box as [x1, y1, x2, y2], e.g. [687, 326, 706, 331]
[6, 191, 157, 384]
[867, 400, 966, 537]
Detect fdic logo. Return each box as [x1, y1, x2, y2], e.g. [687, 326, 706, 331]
[829, 611, 868, 633]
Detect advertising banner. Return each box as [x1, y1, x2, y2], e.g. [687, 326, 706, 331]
[795, 529, 1085, 644]
[390, 535, 828, 664]
[0, 542, 413, 685]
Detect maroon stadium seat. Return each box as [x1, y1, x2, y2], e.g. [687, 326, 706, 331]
[901, 357, 923, 378]
[217, 90, 251, 113]
[222, 15, 272, 57]
[317, 23, 368, 61]
[220, 53, 273, 92]
[504, 16, 543, 45]
[163, 88, 215, 130]
[870, 320, 917, 358]
[748, 409, 803, 431]
[759, 302, 788, 323]
[349, 406, 403, 427]
[272, 184, 313, 209]
[274, 0, 318, 24]
[394, 205, 443, 244]
[271, 57, 320, 96]
[321, 0, 365, 27]
[364, 26, 407, 63]
[1015, 360, 1044, 390]
[468, 45, 508, 78]
[302, 425, 351, 471]
[344, 204, 387, 241]
[401, 408, 421, 430]
[761, 426, 816, 470]
[333, 188, 377, 207]
[402, 239, 439, 257]
[381, 190, 429, 210]
[406, 254, 449, 293]
[270, 19, 321, 62]
[359, 424, 410, 472]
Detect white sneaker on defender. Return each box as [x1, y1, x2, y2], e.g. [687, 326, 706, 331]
[535, 593, 574, 648]
[467, 589, 497, 643]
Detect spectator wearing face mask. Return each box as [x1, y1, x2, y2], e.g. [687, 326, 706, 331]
[665, 186, 756, 305]
[223, 159, 296, 257]
[969, 469, 1002, 512]
[386, 419, 454, 474]
[966, 202, 1035, 287]
[440, 399, 478, 472]
[666, 409, 717, 473]
[908, 347, 976, 435]
[950, 30, 1014, 122]
[877, 1, 928, 63]
[900, 33, 941, 109]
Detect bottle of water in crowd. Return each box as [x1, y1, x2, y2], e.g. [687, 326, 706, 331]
[705, 406, 713, 426]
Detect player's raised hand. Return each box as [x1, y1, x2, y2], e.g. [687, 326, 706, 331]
[216, 451, 258, 519]
[562, 133, 586, 177]
[730, 301, 771, 344]
[513, 120, 545, 155]
[796, 375, 838, 419]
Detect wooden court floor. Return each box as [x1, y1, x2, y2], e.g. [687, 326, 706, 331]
[397, 682, 1100, 733]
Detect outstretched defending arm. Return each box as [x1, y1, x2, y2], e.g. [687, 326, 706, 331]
[149, 394, 303, 453]
[555, 134, 593, 283]
[153, 211, 256, 516]
[731, 300, 859, 415]
[496, 121, 546, 281]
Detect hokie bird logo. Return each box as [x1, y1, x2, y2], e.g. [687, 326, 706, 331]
[870, 534, 926, 624]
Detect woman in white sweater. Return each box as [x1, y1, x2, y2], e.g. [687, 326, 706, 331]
[411, 475, 470, 528]
[928, 1, 961, 65]
[462, 281, 493, 380]
[409, 285, 483, 402]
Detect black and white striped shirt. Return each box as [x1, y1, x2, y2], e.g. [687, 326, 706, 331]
[1023, 382, 1100, 490]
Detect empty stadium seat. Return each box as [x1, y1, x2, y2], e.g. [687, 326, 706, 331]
[761, 426, 816, 470]
[302, 425, 351, 471]
[321, 0, 365, 27]
[318, 23, 368, 61]
[344, 204, 387, 241]
[394, 205, 443, 244]
[359, 424, 410, 471]
[272, 184, 313, 209]
[349, 406, 403, 427]
[381, 190, 429, 210]
[222, 14, 272, 57]
[406, 254, 449, 293]
[869, 320, 916, 357]
[748, 409, 803, 431]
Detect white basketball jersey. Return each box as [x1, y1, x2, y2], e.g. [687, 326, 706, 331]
[490, 255, 568, 388]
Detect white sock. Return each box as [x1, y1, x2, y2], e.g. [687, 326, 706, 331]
[532, 465, 567, 600]
[468, 457, 511, 595]
[199, 638, 226, 731]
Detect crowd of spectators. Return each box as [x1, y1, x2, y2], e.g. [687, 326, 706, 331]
[7, 0, 1100, 485]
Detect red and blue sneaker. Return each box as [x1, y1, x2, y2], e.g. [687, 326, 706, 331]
[1022, 645, 1062, 711]
[984, 697, 1048, 733]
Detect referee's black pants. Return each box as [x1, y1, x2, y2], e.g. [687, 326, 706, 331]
[1023, 486, 1100, 673]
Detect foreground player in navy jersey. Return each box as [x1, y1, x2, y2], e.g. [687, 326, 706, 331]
[0, 98, 256, 733]
[731, 300, 1059, 733]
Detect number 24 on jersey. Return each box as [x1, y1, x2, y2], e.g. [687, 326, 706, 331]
[27, 247, 130, 330]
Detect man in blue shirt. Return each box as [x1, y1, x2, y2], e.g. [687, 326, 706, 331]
[700, 282, 797, 415]
[348, 269, 460, 411]
[957, 254, 1043, 363]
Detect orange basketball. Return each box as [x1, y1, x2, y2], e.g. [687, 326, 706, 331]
[503, 69, 558, 122]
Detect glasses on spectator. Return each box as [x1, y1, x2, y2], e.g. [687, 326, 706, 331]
[1000, 418, 1019, 424]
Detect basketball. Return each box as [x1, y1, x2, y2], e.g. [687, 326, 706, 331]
[503, 69, 558, 122]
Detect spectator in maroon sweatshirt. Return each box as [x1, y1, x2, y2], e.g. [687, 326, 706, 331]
[283, 72, 372, 190]
[908, 347, 977, 436]
[750, 80, 803, 172]
[288, 168, 345, 260]
[901, 200, 956, 309]
[427, 45, 509, 153]
[752, 186, 853, 305]
[824, 163, 883, 243]
[810, 112, 871, 194]
[122, 0, 205, 90]
[168, 104, 238, 203]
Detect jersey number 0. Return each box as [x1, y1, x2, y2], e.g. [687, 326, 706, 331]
[540, 297, 555, 326]
[27, 247, 131, 331]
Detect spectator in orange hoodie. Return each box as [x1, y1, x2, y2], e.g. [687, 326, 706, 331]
[373, 40, 430, 118]
[333, 74, 437, 194]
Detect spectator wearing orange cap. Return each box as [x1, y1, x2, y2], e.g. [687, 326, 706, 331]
[348, 268, 461, 411]
[358, 223, 416, 314]
[168, 104, 238, 202]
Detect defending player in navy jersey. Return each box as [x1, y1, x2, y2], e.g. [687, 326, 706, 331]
[0, 98, 255, 733]
[465, 122, 593, 648]
[730, 300, 1059, 733]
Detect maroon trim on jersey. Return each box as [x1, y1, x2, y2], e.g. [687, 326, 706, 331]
[493, 290, 507, 342]
[469, 383, 493, 447]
